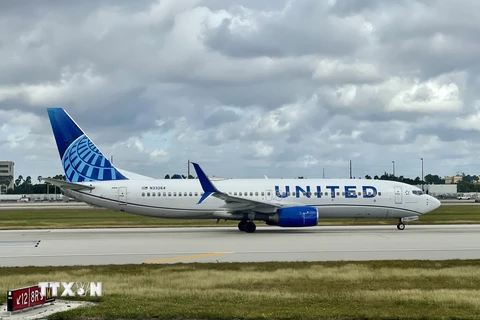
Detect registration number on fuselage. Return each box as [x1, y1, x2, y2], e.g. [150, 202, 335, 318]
[143, 186, 166, 190]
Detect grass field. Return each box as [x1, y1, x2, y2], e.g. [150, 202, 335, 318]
[1, 260, 480, 319]
[0, 205, 479, 230]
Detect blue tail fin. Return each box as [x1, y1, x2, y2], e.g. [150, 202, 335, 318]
[47, 108, 128, 182]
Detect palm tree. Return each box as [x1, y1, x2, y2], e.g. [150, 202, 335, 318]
[15, 175, 24, 188]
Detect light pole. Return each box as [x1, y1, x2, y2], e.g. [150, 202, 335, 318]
[392, 161, 395, 177]
[421, 158, 424, 190]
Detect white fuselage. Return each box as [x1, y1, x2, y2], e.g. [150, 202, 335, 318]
[64, 178, 440, 220]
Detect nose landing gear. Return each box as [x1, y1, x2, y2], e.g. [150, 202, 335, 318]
[397, 216, 419, 230]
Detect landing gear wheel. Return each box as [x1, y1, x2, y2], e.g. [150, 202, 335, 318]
[397, 222, 405, 230]
[238, 220, 247, 231]
[245, 221, 256, 233]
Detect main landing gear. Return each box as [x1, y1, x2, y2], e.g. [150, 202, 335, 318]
[397, 221, 405, 230]
[238, 220, 256, 233]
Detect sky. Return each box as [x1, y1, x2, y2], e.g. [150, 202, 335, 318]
[1, 0, 480, 181]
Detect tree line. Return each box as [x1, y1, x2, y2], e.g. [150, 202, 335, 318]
[3, 174, 66, 194]
[361, 172, 480, 193]
[3, 171, 478, 194]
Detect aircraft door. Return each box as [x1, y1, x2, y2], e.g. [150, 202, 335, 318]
[118, 187, 127, 204]
[394, 186, 402, 204]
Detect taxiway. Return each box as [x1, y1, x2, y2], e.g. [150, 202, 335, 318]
[1, 225, 480, 267]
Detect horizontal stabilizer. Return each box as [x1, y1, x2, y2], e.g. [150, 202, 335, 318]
[42, 177, 95, 190]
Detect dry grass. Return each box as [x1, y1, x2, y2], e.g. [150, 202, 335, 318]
[1, 261, 480, 319]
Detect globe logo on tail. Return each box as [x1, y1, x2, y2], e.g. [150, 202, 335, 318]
[62, 135, 127, 182]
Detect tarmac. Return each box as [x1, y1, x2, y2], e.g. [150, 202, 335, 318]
[1, 225, 480, 267]
[0, 202, 92, 210]
[0, 300, 94, 320]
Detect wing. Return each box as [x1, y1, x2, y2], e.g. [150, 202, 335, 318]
[42, 177, 95, 190]
[191, 162, 300, 213]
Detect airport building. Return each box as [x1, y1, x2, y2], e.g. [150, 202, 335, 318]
[0, 161, 15, 191]
[444, 176, 465, 184]
[418, 184, 457, 197]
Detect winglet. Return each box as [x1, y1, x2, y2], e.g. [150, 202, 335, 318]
[191, 162, 220, 204]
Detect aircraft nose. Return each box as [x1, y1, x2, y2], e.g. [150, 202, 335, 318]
[430, 196, 441, 210]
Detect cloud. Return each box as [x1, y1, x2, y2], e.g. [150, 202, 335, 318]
[2, 0, 480, 180]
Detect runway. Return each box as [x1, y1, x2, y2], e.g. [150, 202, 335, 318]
[0, 202, 93, 210]
[1, 225, 480, 267]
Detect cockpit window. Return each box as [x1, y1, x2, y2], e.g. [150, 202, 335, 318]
[412, 190, 424, 195]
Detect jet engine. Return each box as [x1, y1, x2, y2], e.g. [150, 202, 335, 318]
[266, 206, 318, 227]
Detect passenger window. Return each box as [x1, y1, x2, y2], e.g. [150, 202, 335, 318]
[168, 192, 171, 196]
[142, 192, 145, 197]
[179, 192, 182, 196]
[239, 192, 242, 196]
[147, 192, 150, 196]
[342, 192, 345, 196]
[255, 192, 258, 196]
[267, 192, 271, 196]
[336, 192, 340, 196]
[234, 192, 237, 196]
[152, 192, 155, 197]
[261, 192, 264, 196]
[163, 192, 166, 196]
[250, 192, 253, 196]
[358, 192, 361, 196]
[194, 192, 198, 196]
[378, 192, 382, 196]
[189, 192, 192, 196]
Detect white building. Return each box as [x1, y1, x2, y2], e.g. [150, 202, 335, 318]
[417, 184, 457, 197]
[0, 161, 14, 191]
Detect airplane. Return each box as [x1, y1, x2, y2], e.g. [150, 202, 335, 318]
[43, 108, 441, 233]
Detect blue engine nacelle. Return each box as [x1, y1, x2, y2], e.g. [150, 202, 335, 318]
[266, 206, 318, 227]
